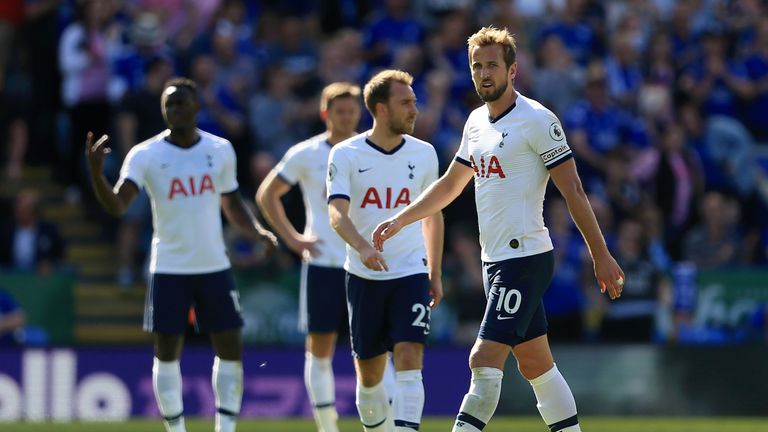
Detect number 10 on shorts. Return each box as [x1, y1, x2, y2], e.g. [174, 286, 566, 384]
[494, 286, 522, 317]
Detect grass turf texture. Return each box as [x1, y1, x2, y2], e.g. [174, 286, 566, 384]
[5, 417, 767, 431]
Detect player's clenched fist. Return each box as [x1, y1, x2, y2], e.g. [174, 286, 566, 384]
[371, 218, 402, 252]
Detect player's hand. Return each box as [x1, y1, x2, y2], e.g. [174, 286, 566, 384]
[287, 235, 323, 258]
[428, 275, 443, 309]
[358, 243, 388, 272]
[593, 251, 625, 300]
[84, 132, 111, 173]
[372, 218, 403, 252]
[257, 229, 279, 257]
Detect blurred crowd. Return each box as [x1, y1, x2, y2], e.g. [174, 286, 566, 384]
[1, 0, 767, 346]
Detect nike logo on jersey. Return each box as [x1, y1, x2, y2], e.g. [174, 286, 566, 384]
[496, 315, 515, 320]
[358, 167, 373, 173]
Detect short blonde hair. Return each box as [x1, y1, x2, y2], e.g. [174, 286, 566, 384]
[363, 69, 414, 117]
[467, 26, 517, 68]
[320, 82, 361, 111]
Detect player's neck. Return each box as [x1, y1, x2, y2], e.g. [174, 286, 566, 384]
[486, 87, 518, 120]
[327, 130, 355, 145]
[167, 127, 200, 148]
[368, 125, 403, 152]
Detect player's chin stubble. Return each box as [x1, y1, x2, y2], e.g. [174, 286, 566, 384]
[477, 80, 508, 102]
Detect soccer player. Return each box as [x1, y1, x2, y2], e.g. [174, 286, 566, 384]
[327, 70, 444, 432]
[256, 82, 396, 432]
[372, 27, 626, 432]
[85, 77, 278, 432]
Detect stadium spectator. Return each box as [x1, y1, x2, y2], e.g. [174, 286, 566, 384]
[682, 190, 743, 269]
[563, 63, 647, 193]
[328, 70, 443, 432]
[58, 0, 122, 203]
[542, 197, 589, 343]
[0, 188, 65, 275]
[743, 17, 768, 141]
[442, 226, 486, 345]
[532, 34, 584, 118]
[600, 219, 670, 343]
[361, 0, 425, 71]
[85, 77, 277, 432]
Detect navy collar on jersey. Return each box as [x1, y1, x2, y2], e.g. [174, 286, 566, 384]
[324, 139, 332, 148]
[365, 137, 406, 155]
[488, 102, 517, 124]
[163, 133, 202, 149]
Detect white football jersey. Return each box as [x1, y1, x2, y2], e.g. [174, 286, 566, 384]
[327, 132, 439, 280]
[455, 92, 572, 262]
[275, 133, 346, 267]
[118, 129, 238, 274]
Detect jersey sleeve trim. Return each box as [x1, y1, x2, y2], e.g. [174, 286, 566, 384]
[454, 155, 472, 168]
[544, 152, 573, 170]
[328, 194, 350, 203]
[121, 177, 141, 191]
[276, 172, 297, 186]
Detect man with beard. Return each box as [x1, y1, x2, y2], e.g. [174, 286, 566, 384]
[372, 27, 625, 432]
[327, 69, 444, 432]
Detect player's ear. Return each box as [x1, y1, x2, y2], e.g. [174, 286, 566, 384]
[319, 109, 329, 121]
[509, 62, 517, 81]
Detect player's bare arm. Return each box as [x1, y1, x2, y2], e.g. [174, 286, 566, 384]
[372, 160, 474, 251]
[84, 132, 139, 216]
[328, 198, 388, 272]
[221, 191, 278, 256]
[256, 170, 321, 257]
[421, 211, 444, 308]
[549, 158, 625, 300]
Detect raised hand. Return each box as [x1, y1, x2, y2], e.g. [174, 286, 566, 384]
[84, 132, 111, 173]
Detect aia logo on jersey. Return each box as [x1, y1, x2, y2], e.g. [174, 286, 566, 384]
[361, 187, 410, 209]
[470, 155, 506, 179]
[168, 174, 215, 199]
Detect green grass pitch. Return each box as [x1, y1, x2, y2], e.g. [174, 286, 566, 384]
[6, 417, 767, 431]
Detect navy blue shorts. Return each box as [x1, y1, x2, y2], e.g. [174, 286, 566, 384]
[478, 251, 554, 347]
[300, 263, 348, 334]
[346, 272, 431, 360]
[144, 269, 244, 334]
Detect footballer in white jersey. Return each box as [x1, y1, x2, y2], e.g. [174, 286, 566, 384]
[328, 70, 443, 432]
[273, 133, 346, 268]
[327, 132, 439, 280]
[119, 129, 238, 274]
[86, 78, 277, 432]
[257, 83, 401, 432]
[454, 92, 571, 262]
[372, 28, 625, 432]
